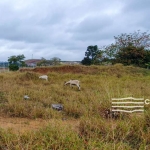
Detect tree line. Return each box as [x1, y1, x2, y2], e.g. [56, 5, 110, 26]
[7, 30, 150, 71]
[81, 30, 150, 68]
[8, 56, 61, 71]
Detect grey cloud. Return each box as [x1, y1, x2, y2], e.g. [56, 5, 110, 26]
[123, 0, 150, 12]
[0, 25, 48, 43]
[68, 15, 116, 43]
[0, 0, 149, 61]
[72, 15, 113, 33]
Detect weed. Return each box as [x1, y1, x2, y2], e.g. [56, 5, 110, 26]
[0, 65, 150, 149]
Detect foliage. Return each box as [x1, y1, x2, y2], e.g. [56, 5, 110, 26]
[103, 43, 117, 60]
[50, 57, 61, 65]
[114, 30, 150, 49]
[37, 57, 61, 66]
[8, 54, 25, 64]
[8, 54, 25, 71]
[81, 57, 92, 65]
[8, 64, 19, 71]
[99, 30, 150, 67]
[37, 57, 49, 66]
[81, 45, 102, 65]
[81, 31, 150, 67]
[115, 44, 146, 67]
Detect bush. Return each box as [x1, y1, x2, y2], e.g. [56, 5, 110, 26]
[9, 64, 19, 71]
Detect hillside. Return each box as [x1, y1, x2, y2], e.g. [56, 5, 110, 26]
[19, 63, 150, 76]
[0, 64, 150, 149]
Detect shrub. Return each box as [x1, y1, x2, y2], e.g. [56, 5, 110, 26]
[9, 64, 19, 71]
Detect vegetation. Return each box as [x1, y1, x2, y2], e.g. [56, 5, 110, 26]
[8, 54, 26, 71]
[0, 64, 150, 149]
[110, 30, 150, 67]
[50, 57, 61, 65]
[82, 30, 150, 68]
[81, 45, 102, 65]
[37, 57, 61, 66]
[37, 57, 49, 66]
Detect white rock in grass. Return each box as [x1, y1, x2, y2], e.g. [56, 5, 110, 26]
[24, 95, 30, 100]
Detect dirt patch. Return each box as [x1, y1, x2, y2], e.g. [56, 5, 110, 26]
[0, 116, 79, 134]
[20, 65, 140, 76]
[19, 65, 98, 74]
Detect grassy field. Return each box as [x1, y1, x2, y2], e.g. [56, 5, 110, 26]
[0, 64, 150, 150]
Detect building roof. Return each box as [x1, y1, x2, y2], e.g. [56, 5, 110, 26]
[24, 59, 41, 64]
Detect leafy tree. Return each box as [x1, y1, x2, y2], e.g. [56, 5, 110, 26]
[81, 57, 92, 65]
[37, 57, 49, 66]
[144, 50, 150, 68]
[116, 44, 146, 66]
[103, 30, 150, 67]
[8, 54, 25, 71]
[114, 30, 150, 49]
[37, 57, 61, 66]
[9, 64, 19, 71]
[81, 45, 102, 65]
[104, 44, 117, 60]
[50, 57, 61, 65]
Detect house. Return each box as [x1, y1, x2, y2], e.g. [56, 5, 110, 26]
[60, 61, 81, 65]
[24, 59, 41, 67]
[24, 59, 81, 67]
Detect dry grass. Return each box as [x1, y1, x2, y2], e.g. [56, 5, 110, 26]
[0, 64, 150, 149]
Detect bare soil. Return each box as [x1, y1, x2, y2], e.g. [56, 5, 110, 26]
[19, 65, 98, 74]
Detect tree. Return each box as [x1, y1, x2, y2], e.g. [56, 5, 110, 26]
[103, 30, 150, 67]
[104, 44, 117, 59]
[37, 57, 61, 66]
[81, 57, 92, 65]
[50, 57, 61, 65]
[116, 44, 146, 66]
[37, 57, 49, 66]
[114, 30, 150, 49]
[8, 54, 25, 71]
[81, 45, 102, 65]
[144, 50, 150, 68]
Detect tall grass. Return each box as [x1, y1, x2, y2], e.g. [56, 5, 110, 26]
[0, 64, 150, 149]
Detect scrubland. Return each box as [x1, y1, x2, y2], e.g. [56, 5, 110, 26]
[0, 64, 150, 150]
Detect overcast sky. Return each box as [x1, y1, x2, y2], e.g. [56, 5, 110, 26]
[0, 0, 149, 61]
